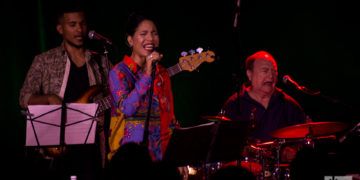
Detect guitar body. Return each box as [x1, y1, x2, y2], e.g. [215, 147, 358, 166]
[42, 146, 67, 158]
[75, 85, 104, 104]
[42, 85, 105, 158]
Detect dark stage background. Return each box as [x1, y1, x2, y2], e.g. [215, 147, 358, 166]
[1, 0, 359, 175]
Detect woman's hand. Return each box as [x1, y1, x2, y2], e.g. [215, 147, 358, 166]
[144, 51, 163, 75]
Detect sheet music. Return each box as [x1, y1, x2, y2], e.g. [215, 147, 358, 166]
[25, 103, 98, 146]
[66, 103, 98, 144]
[26, 105, 62, 146]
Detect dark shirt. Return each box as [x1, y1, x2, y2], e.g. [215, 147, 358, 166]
[222, 88, 306, 141]
[63, 60, 90, 103]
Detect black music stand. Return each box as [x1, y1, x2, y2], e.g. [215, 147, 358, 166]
[164, 121, 250, 167]
[25, 103, 99, 147]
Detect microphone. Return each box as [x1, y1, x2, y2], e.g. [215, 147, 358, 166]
[282, 75, 303, 91]
[282, 75, 320, 95]
[88, 30, 112, 45]
[151, 47, 160, 67]
[152, 61, 158, 71]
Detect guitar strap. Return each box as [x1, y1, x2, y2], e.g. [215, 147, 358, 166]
[90, 53, 108, 88]
[90, 53, 112, 167]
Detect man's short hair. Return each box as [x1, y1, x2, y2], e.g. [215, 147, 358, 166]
[55, 0, 86, 23]
[245, 50, 277, 70]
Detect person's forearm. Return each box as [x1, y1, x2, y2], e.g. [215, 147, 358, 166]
[28, 94, 62, 105]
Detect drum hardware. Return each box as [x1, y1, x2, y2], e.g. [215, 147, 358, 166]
[304, 133, 315, 148]
[268, 121, 350, 180]
[201, 109, 231, 122]
[268, 139, 285, 180]
[201, 115, 231, 122]
[244, 138, 302, 180]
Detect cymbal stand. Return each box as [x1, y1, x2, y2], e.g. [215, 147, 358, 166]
[339, 121, 360, 143]
[273, 139, 285, 180]
[304, 126, 315, 148]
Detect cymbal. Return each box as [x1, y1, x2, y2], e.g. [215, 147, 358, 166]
[271, 121, 348, 139]
[254, 140, 276, 147]
[201, 115, 231, 122]
[248, 140, 278, 151]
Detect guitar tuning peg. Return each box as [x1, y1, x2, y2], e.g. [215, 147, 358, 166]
[188, 49, 195, 55]
[196, 47, 203, 53]
[181, 51, 188, 57]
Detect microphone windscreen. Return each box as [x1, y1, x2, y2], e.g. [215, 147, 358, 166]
[88, 30, 95, 39]
[282, 75, 290, 83]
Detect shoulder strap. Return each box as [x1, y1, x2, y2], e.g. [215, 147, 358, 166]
[91, 53, 108, 86]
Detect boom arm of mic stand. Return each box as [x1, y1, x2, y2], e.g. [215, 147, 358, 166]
[316, 92, 356, 111]
[299, 86, 320, 96]
[339, 121, 360, 143]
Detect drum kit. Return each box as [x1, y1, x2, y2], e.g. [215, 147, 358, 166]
[184, 115, 349, 180]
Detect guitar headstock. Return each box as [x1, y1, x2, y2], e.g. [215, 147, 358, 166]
[178, 49, 215, 72]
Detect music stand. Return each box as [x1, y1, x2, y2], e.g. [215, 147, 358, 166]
[164, 121, 249, 167]
[25, 103, 99, 147]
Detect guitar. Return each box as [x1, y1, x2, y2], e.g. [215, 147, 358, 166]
[167, 49, 215, 77]
[42, 86, 110, 158]
[43, 49, 215, 158]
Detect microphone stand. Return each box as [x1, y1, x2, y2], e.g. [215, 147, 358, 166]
[233, 0, 241, 29]
[316, 92, 355, 111]
[339, 121, 360, 143]
[101, 43, 113, 168]
[283, 76, 357, 114]
[103, 44, 111, 71]
[142, 64, 156, 147]
[305, 88, 358, 119]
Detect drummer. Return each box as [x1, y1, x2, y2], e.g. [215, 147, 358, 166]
[221, 50, 307, 162]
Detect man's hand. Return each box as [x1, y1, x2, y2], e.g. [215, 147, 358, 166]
[47, 94, 62, 105]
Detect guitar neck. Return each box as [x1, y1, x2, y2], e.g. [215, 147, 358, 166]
[167, 63, 182, 77]
[96, 95, 112, 114]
